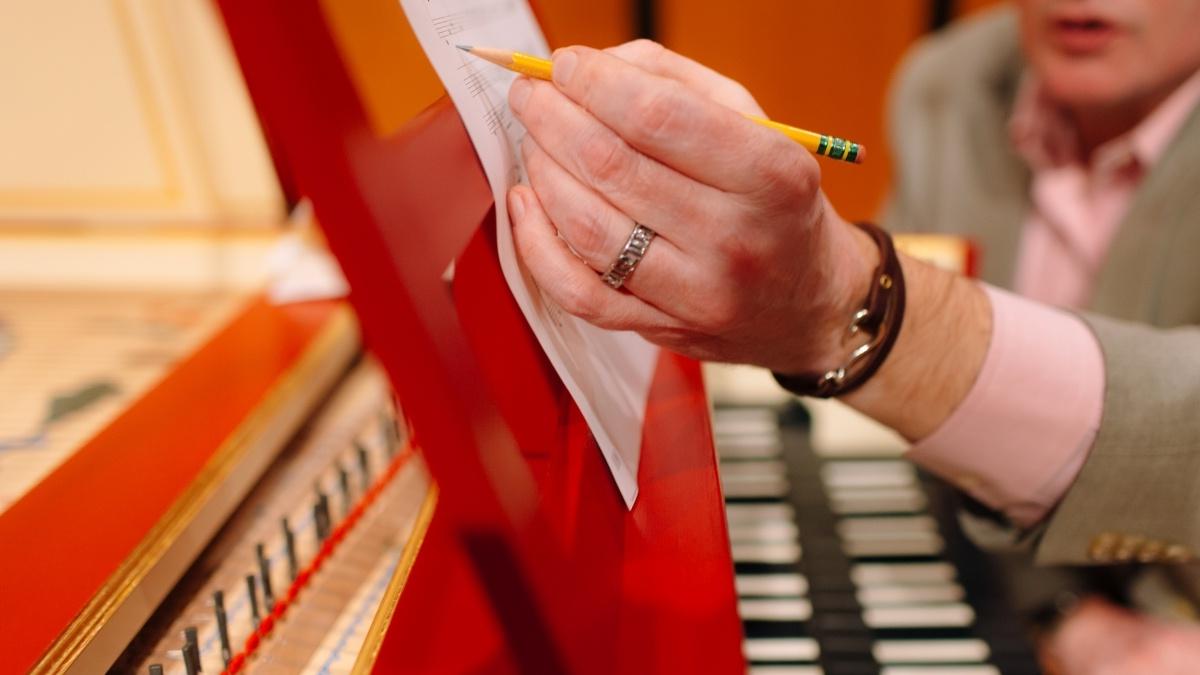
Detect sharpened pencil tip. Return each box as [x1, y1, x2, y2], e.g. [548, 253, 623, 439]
[456, 44, 473, 52]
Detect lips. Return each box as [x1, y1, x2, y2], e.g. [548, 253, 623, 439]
[1048, 15, 1120, 54]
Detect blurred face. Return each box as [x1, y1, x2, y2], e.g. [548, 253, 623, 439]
[1017, 0, 1200, 111]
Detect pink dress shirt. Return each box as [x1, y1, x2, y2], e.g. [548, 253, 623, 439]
[907, 70, 1200, 527]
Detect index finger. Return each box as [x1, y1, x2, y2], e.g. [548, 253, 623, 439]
[604, 40, 763, 116]
[550, 46, 810, 195]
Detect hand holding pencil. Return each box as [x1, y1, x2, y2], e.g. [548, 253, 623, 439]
[484, 39, 882, 378]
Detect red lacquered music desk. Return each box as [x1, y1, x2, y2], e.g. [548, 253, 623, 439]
[217, 2, 745, 672]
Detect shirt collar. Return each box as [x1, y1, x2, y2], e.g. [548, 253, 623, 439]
[1010, 67, 1200, 173]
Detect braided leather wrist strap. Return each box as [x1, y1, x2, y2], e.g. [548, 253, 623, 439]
[773, 221, 906, 398]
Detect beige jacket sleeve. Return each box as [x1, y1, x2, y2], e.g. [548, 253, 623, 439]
[1035, 318, 1200, 564]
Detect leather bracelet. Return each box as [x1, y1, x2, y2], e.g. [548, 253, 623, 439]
[772, 222, 906, 398]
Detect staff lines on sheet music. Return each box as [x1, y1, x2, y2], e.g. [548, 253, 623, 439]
[455, 59, 509, 135]
[429, 0, 520, 40]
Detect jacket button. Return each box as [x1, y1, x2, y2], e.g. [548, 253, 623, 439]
[1137, 539, 1166, 563]
[1114, 535, 1144, 562]
[1089, 532, 1119, 562]
[1164, 544, 1194, 563]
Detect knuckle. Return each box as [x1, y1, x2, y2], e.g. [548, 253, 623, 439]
[695, 291, 741, 332]
[630, 87, 678, 140]
[713, 226, 761, 269]
[751, 144, 820, 206]
[628, 38, 664, 62]
[566, 210, 611, 261]
[519, 83, 551, 126]
[579, 131, 634, 192]
[722, 82, 760, 111]
[559, 279, 603, 322]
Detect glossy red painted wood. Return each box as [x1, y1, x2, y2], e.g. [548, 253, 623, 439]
[216, 2, 744, 672]
[0, 298, 343, 675]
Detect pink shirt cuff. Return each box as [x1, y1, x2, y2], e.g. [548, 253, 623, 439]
[906, 285, 1105, 527]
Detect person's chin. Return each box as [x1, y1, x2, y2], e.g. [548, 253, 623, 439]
[1035, 58, 1132, 110]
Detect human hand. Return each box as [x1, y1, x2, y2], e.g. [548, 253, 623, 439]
[1043, 597, 1200, 675]
[506, 40, 878, 375]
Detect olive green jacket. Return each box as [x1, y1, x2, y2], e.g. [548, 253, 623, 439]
[885, 7, 1200, 566]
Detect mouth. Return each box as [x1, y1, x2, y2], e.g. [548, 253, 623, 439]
[1048, 14, 1120, 54]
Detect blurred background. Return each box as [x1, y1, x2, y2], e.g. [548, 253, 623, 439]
[0, 0, 1006, 242]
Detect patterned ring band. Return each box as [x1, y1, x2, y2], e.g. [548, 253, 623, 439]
[601, 222, 656, 290]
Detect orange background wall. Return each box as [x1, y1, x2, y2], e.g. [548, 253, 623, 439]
[319, 0, 1004, 218]
[660, 0, 1003, 221]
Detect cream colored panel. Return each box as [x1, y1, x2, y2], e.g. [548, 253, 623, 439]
[0, 1, 168, 193]
[0, 0, 283, 225]
[153, 0, 283, 222]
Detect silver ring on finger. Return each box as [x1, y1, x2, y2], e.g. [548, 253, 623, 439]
[601, 222, 656, 290]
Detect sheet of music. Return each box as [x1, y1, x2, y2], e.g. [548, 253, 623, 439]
[397, 0, 658, 508]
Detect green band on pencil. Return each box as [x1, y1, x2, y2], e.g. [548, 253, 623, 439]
[829, 138, 847, 160]
[816, 136, 829, 156]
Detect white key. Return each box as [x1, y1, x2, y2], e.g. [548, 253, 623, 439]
[727, 503, 795, 523]
[840, 528, 944, 544]
[842, 534, 945, 558]
[837, 515, 938, 536]
[723, 476, 789, 498]
[730, 520, 799, 543]
[720, 459, 787, 476]
[851, 562, 957, 586]
[715, 425, 780, 442]
[863, 604, 976, 629]
[830, 488, 927, 515]
[718, 441, 783, 459]
[736, 573, 809, 597]
[713, 407, 778, 428]
[714, 406, 778, 421]
[732, 542, 802, 564]
[739, 598, 814, 622]
[821, 461, 916, 488]
[881, 667, 999, 675]
[873, 638, 990, 664]
[744, 637, 820, 662]
[857, 583, 965, 606]
[748, 666, 824, 675]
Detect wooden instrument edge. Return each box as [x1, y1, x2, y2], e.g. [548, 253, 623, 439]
[350, 483, 440, 674]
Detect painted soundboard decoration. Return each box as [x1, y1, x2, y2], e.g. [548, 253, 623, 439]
[0, 290, 246, 513]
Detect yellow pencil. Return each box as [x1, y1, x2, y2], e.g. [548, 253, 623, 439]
[458, 45, 866, 165]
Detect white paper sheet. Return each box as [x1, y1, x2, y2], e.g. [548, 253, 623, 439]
[397, 0, 659, 507]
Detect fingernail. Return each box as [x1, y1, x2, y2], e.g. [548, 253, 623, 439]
[509, 78, 531, 115]
[552, 49, 577, 87]
[508, 189, 525, 223]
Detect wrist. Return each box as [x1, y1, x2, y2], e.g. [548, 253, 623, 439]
[822, 221, 882, 364]
[773, 221, 903, 397]
[840, 256, 992, 439]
